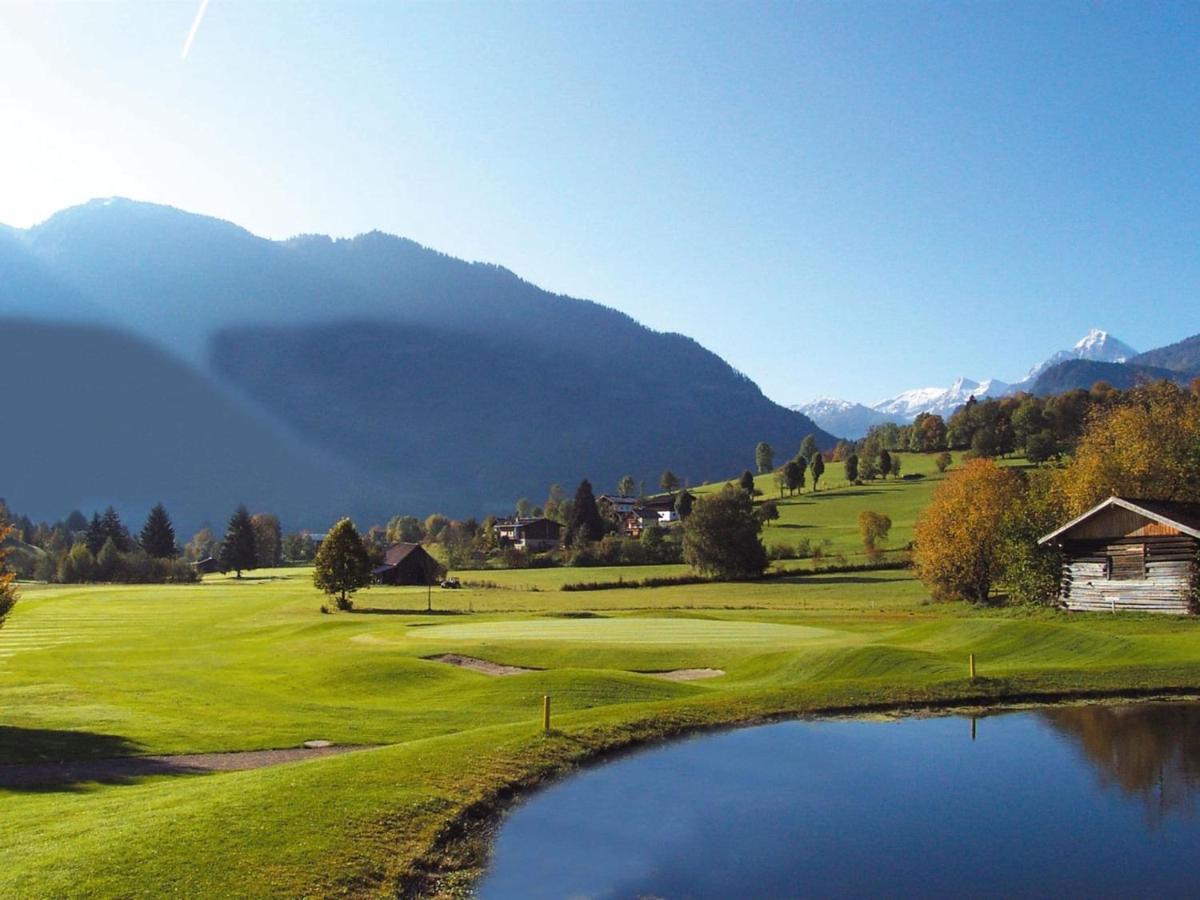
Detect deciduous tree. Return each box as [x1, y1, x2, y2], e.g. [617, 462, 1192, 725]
[755, 442, 774, 474]
[618, 475, 636, 498]
[660, 470, 681, 493]
[935, 451, 952, 473]
[857, 510, 892, 559]
[799, 434, 818, 462]
[844, 454, 859, 482]
[739, 470, 756, 494]
[682, 486, 768, 579]
[0, 524, 17, 629]
[1058, 381, 1200, 514]
[313, 518, 373, 610]
[251, 513, 283, 568]
[913, 459, 1021, 604]
[810, 453, 825, 491]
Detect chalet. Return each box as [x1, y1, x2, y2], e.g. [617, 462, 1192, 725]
[597, 495, 639, 516]
[1038, 497, 1200, 614]
[622, 507, 661, 538]
[373, 542, 444, 586]
[494, 517, 563, 552]
[642, 491, 694, 525]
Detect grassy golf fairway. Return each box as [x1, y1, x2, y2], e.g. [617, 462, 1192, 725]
[3, 458, 1199, 897]
[5, 570, 1200, 897]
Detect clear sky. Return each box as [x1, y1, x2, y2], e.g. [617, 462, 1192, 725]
[1, 1, 1196, 405]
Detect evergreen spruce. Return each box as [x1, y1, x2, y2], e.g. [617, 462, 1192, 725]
[219, 506, 258, 578]
[565, 479, 605, 545]
[139, 503, 178, 559]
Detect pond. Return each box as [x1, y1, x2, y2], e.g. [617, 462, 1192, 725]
[479, 701, 1200, 899]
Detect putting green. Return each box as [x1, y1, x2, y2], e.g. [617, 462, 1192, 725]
[410, 617, 839, 646]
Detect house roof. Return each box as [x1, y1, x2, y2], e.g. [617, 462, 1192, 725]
[1038, 496, 1200, 545]
[383, 542, 427, 566]
[513, 517, 561, 532]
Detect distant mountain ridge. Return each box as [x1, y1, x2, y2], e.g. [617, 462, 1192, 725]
[794, 328, 1189, 438]
[1, 198, 834, 527]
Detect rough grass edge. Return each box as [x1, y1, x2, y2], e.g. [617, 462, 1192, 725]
[393, 668, 1200, 898]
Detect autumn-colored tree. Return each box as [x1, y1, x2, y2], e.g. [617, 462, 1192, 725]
[913, 458, 1022, 604]
[0, 524, 17, 629]
[1059, 381, 1200, 515]
[857, 511, 892, 559]
[934, 451, 952, 473]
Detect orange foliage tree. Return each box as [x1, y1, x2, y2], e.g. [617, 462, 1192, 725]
[913, 458, 1023, 604]
[0, 524, 17, 629]
[1058, 381, 1200, 516]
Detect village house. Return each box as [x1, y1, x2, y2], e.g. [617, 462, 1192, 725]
[373, 542, 444, 586]
[622, 507, 661, 538]
[597, 495, 639, 516]
[493, 517, 563, 552]
[1038, 496, 1200, 614]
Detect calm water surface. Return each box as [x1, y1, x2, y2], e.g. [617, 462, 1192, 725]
[479, 701, 1200, 899]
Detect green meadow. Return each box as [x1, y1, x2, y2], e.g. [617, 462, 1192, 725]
[3, 452, 1199, 897]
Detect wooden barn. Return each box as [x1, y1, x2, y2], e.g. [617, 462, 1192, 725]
[373, 542, 444, 586]
[1038, 497, 1200, 614]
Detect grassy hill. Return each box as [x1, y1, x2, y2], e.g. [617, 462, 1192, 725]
[4, 538, 1200, 895]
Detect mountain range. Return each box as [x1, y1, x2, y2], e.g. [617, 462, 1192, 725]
[1, 198, 834, 532]
[796, 329, 1199, 438]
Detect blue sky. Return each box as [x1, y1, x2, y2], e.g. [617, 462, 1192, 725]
[1, 1, 1196, 404]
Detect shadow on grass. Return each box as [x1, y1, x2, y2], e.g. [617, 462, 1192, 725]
[772, 576, 899, 586]
[0, 726, 206, 793]
[347, 607, 469, 616]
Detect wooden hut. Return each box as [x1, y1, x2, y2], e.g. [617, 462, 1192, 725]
[1038, 497, 1200, 614]
[373, 542, 444, 586]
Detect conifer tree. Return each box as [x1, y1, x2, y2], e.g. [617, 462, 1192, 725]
[739, 470, 756, 493]
[139, 503, 177, 559]
[565, 479, 605, 545]
[219, 505, 258, 578]
[312, 518, 372, 610]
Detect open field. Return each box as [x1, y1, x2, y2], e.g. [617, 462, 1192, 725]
[5, 554, 1200, 896]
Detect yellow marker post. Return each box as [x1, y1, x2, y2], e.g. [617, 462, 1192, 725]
[969, 653, 977, 680]
[543, 694, 551, 732]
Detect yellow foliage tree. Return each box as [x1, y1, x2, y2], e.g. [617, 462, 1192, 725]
[913, 458, 1022, 604]
[1059, 381, 1200, 515]
[0, 524, 17, 629]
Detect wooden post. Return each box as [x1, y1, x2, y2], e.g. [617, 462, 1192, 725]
[971, 716, 977, 741]
[969, 653, 976, 680]
[542, 694, 551, 732]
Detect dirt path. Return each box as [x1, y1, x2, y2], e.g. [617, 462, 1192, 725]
[0, 744, 366, 789]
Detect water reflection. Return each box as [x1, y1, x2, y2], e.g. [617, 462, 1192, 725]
[1041, 701, 1200, 825]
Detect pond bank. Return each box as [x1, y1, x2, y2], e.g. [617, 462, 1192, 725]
[398, 677, 1200, 898]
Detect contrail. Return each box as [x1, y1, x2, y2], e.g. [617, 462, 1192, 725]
[180, 0, 211, 60]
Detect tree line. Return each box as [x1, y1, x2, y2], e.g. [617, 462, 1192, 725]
[913, 380, 1200, 606]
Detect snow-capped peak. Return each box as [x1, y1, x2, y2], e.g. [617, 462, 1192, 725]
[1019, 329, 1137, 383]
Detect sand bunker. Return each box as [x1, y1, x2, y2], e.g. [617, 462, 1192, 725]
[428, 654, 536, 676]
[642, 668, 725, 681]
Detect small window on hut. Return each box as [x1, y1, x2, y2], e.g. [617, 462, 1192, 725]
[1107, 545, 1147, 581]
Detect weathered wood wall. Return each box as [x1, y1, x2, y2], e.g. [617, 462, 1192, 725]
[1061, 535, 1198, 614]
